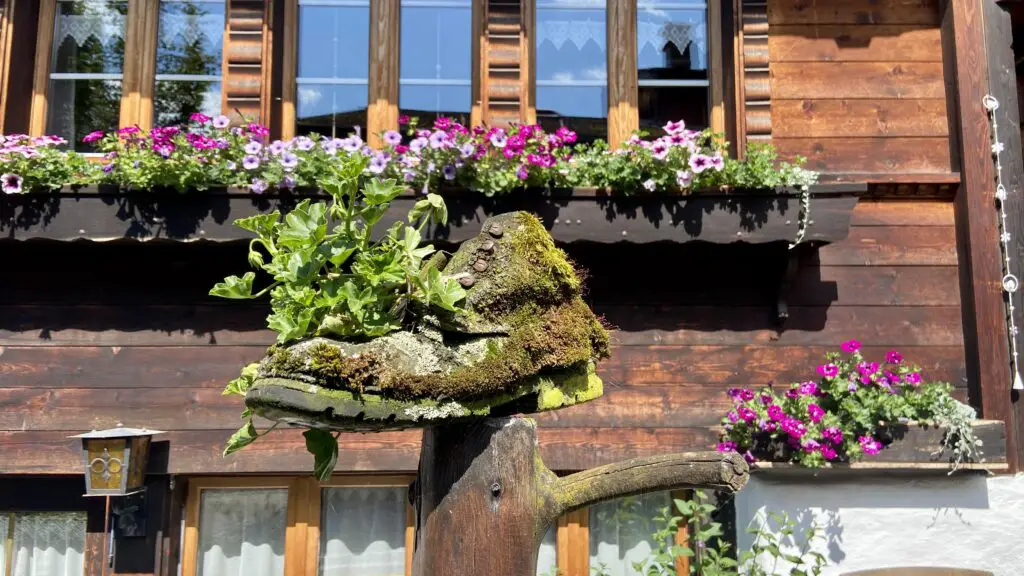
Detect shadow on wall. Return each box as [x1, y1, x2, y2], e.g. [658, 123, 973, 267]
[735, 475, 992, 569]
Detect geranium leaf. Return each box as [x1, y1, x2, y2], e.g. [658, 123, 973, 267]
[223, 420, 258, 456]
[304, 428, 338, 481]
[210, 272, 256, 299]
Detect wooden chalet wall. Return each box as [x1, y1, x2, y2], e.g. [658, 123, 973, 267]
[0, 200, 966, 474]
[765, 0, 954, 177]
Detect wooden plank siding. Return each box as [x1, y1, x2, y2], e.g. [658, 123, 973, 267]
[0, 201, 967, 474]
[767, 0, 954, 176]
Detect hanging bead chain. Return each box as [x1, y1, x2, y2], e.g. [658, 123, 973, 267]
[983, 94, 1024, 391]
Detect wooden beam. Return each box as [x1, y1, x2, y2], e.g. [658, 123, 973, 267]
[944, 0, 1017, 471]
[708, 0, 725, 135]
[983, 0, 1024, 472]
[470, 0, 484, 126]
[0, 0, 17, 134]
[521, 0, 535, 124]
[120, 0, 144, 128]
[280, 0, 297, 139]
[136, 0, 160, 130]
[607, 0, 637, 148]
[28, 0, 55, 136]
[368, 0, 399, 146]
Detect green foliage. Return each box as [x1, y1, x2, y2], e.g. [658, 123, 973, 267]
[210, 157, 459, 345]
[303, 429, 339, 481]
[0, 135, 95, 193]
[592, 491, 824, 576]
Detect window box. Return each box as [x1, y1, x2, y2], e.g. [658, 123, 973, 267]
[0, 183, 862, 244]
[749, 420, 1009, 476]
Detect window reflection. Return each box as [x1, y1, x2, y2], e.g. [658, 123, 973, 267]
[637, 2, 709, 134]
[399, 0, 471, 127]
[296, 0, 370, 138]
[155, 0, 224, 126]
[47, 0, 128, 151]
[535, 0, 607, 142]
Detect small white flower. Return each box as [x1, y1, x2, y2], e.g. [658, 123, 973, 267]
[642, 178, 657, 192]
[1002, 231, 1012, 243]
[993, 142, 1005, 154]
[996, 186, 1008, 201]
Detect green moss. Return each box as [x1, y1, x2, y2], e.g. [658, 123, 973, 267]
[263, 342, 380, 392]
[536, 363, 603, 410]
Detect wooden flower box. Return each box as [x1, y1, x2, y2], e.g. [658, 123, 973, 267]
[0, 183, 863, 245]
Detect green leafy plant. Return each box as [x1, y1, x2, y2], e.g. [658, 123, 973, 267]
[718, 341, 984, 469]
[739, 511, 827, 576]
[0, 134, 94, 193]
[212, 155, 464, 475]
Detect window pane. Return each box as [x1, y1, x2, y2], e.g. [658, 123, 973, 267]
[536, 524, 557, 576]
[399, 0, 471, 125]
[319, 487, 406, 576]
[536, 0, 607, 142]
[197, 489, 288, 576]
[637, 3, 709, 133]
[155, 0, 225, 125]
[46, 79, 123, 150]
[589, 493, 671, 576]
[11, 512, 86, 576]
[297, 1, 370, 138]
[49, 0, 128, 150]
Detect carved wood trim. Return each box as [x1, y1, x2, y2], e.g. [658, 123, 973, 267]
[482, 0, 525, 126]
[739, 0, 770, 150]
[223, 0, 272, 125]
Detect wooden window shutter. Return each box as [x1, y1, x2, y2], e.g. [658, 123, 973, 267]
[478, 0, 531, 127]
[737, 0, 770, 154]
[223, 0, 273, 125]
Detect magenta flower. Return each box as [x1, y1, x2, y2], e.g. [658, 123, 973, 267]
[905, 372, 922, 386]
[383, 131, 402, 147]
[841, 340, 861, 353]
[726, 411, 739, 423]
[801, 439, 821, 453]
[717, 441, 737, 453]
[213, 115, 231, 129]
[798, 381, 818, 396]
[781, 417, 807, 439]
[434, 116, 452, 131]
[859, 436, 882, 456]
[737, 406, 757, 423]
[822, 426, 843, 444]
[247, 123, 270, 138]
[739, 389, 755, 402]
[784, 389, 799, 399]
[689, 154, 712, 174]
[710, 153, 725, 171]
[817, 363, 839, 378]
[820, 445, 837, 461]
[857, 362, 879, 377]
[1, 173, 23, 194]
[118, 126, 140, 137]
[743, 450, 757, 464]
[82, 130, 105, 143]
[399, 114, 410, 125]
[516, 165, 529, 180]
[651, 141, 669, 161]
[886, 350, 903, 364]
[190, 112, 211, 124]
[663, 120, 685, 135]
[555, 126, 577, 144]
[767, 404, 784, 421]
[759, 392, 772, 405]
[761, 421, 777, 432]
[807, 403, 825, 423]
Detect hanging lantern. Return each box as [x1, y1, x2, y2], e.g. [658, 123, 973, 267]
[70, 426, 163, 496]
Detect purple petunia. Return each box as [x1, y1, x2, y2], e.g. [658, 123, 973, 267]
[242, 155, 260, 170]
[244, 141, 262, 155]
[801, 439, 821, 453]
[663, 120, 685, 135]
[676, 169, 692, 188]
[82, 130, 105, 143]
[294, 136, 315, 151]
[429, 131, 449, 149]
[250, 178, 268, 194]
[442, 165, 457, 181]
[368, 153, 389, 174]
[1, 173, 23, 194]
[268, 140, 287, 155]
[841, 339, 861, 353]
[689, 154, 712, 174]
[651, 141, 669, 161]
[490, 130, 508, 149]
[459, 142, 476, 159]
[516, 165, 529, 180]
[279, 175, 297, 190]
[710, 153, 725, 171]
[822, 426, 843, 444]
[409, 137, 428, 153]
[212, 115, 231, 129]
[859, 435, 882, 455]
[280, 152, 299, 171]
[341, 136, 363, 153]
[717, 441, 737, 453]
[383, 131, 402, 147]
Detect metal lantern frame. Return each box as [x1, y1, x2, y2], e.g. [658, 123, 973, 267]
[70, 427, 164, 497]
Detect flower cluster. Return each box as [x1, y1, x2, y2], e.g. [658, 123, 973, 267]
[0, 134, 93, 194]
[718, 341, 968, 468]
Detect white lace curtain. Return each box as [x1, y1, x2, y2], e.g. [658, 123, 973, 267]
[319, 487, 406, 576]
[537, 16, 707, 69]
[536, 525, 557, 576]
[197, 489, 288, 576]
[10, 512, 86, 576]
[589, 493, 671, 576]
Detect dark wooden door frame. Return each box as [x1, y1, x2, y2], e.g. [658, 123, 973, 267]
[944, 0, 1024, 472]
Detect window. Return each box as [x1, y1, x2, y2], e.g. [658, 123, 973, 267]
[319, 487, 407, 576]
[46, 0, 128, 151]
[154, 0, 225, 126]
[295, 0, 370, 139]
[535, 0, 607, 143]
[1, 512, 87, 576]
[398, 0, 472, 128]
[589, 493, 672, 576]
[637, 0, 708, 134]
[188, 483, 289, 576]
[537, 525, 557, 576]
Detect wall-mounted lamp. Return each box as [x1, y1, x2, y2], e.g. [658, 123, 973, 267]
[71, 426, 162, 497]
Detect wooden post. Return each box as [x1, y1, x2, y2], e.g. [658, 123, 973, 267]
[944, 0, 1018, 471]
[988, 0, 1024, 471]
[410, 417, 748, 576]
[607, 0, 637, 148]
[368, 0, 399, 147]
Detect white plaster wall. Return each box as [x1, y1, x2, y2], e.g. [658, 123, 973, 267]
[734, 473, 1024, 575]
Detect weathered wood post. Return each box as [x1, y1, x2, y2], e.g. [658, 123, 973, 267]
[412, 418, 747, 576]
[244, 212, 750, 576]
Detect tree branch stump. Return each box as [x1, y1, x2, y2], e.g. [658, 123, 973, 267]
[411, 417, 749, 576]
